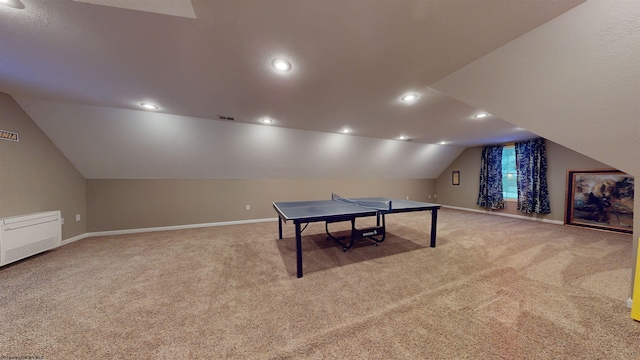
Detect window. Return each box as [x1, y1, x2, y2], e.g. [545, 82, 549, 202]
[501, 145, 517, 199]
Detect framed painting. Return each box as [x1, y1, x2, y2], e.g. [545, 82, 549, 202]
[565, 169, 634, 234]
[452, 171, 460, 185]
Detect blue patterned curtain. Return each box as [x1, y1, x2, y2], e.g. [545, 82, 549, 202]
[477, 145, 505, 210]
[515, 138, 550, 214]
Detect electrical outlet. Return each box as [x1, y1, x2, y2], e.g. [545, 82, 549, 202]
[246, 205, 250, 210]
[406, 196, 409, 200]
[76, 214, 81, 221]
[434, 194, 437, 198]
[428, 194, 431, 198]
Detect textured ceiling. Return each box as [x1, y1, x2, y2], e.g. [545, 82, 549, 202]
[0, 0, 586, 178]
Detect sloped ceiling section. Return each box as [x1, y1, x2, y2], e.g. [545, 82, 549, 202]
[433, 0, 640, 177]
[15, 97, 464, 179]
[0, 0, 586, 179]
[71, 0, 196, 18]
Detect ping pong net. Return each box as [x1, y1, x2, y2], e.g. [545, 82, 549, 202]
[331, 193, 392, 212]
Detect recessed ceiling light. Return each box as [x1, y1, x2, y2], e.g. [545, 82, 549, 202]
[396, 136, 410, 141]
[260, 117, 273, 124]
[0, 0, 24, 8]
[401, 93, 418, 102]
[438, 141, 448, 145]
[340, 128, 352, 134]
[140, 102, 160, 110]
[271, 58, 292, 72]
[474, 113, 489, 119]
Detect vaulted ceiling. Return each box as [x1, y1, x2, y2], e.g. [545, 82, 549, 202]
[0, 0, 586, 178]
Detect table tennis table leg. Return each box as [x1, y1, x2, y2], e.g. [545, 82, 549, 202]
[278, 216, 283, 239]
[430, 208, 438, 247]
[295, 222, 303, 278]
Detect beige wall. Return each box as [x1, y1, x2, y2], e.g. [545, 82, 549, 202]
[0, 93, 86, 240]
[436, 140, 615, 223]
[87, 178, 435, 232]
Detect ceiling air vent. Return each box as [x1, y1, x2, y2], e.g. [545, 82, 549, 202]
[218, 115, 235, 121]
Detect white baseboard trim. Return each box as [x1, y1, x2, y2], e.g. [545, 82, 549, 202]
[61, 233, 89, 246]
[60, 207, 563, 243]
[86, 217, 279, 238]
[59, 217, 279, 243]
[442, 205, 564, 225]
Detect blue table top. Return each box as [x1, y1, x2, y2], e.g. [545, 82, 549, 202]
[273, 197, 440, 222]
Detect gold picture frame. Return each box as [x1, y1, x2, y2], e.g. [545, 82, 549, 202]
[565, 169, 634, 234]
[452, 171, 460, 186]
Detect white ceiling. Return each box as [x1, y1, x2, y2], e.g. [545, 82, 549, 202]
[0, 0, 586, 179]
[14, 96, 466, 179]
[71, 0, 196, 18]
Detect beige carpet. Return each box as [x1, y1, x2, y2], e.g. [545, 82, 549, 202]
[0, 208, 638, 359]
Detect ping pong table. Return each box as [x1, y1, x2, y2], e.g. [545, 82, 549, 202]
[273, 194, 441, 278]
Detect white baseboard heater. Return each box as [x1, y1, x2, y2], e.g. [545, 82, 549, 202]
[0, 211, 62, 267]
